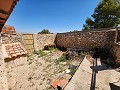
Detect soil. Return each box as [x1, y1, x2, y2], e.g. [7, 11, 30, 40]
[5, 50, 82, 90]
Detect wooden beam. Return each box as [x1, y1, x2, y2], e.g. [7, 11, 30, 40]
[0, 0, 19, 32]
[0, 10, 9, 15]
[0, 22, 4, 24]
[0, 17, 6, 21]
[0, 20, 5, 23]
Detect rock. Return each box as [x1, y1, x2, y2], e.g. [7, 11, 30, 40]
[68, 64, 77, 69]
[65, 69, 70, 74]
[60, 62, 67, 65]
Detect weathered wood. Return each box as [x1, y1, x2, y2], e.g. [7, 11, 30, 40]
[22, 34, 34, 54]
[0, 17, 6, 21]
[0, 10, 9, 15]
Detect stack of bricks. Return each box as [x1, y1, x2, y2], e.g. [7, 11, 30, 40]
[2, 43, 27, 59]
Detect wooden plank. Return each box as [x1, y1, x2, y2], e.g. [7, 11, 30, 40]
[25, 48, 34, 50]
[0, 17, 6, 20]
[23, 38, 33, 40]
[23, 35, 33, 39]
[22, 34, 34, 54]
[30, 40, 34, 44]
[24, 45, 34, 49]
[0, 10, 9, 15]
[29, 35, 33, 39]
[23, 40, 33, 45]
[23, 40, 34, 45]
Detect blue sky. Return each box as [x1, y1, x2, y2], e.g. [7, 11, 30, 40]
[6, 0, 101, 33]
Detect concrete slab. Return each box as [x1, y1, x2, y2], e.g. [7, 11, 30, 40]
[65, 56, 93, 90]
[65, 55, 120, 90]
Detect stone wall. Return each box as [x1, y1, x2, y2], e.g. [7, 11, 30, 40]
[55, 30, 116, 50]
[1, 30, 120, 65]
[0, 34, 8, 90]
[0, 33, 56, 90]
[1, 33, 56, 51]
[35, 34, 56, 50]
[1, 33, 22, 44]
[113, 43, 120, 64]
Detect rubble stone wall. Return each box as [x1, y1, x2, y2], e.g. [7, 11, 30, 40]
[0, 34, 8, 90]
[1, 33, 22, 44]
[55, 30, 116, 50]
[113, 44, 120, 64]
[1, 30, 120, 65]
[35, 34, 56, 50]
[1, 33, 56, 50]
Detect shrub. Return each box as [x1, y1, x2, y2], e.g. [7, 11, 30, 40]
[34, 50, 47, 57]
[28, 62, 32, 65]
[70, 68, 77, 76]
[55, 55, 66, 64]
[79, 51, 89, 57]
[48, 47, 59, 52]
[34, 50, 41, 55]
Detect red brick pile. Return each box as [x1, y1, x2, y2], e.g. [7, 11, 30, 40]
[2, 43, 27, 59]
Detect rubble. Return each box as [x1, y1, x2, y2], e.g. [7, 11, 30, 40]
[51, 79, 68, 89]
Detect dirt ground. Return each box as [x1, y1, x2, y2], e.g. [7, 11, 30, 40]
[5, 50, 81, 90]
[4, 49, 120, 90]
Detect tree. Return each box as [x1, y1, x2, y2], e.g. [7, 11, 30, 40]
[83, 18, 94, 30]
[83, 0, 120, 30]
[38, 29, 51, 34]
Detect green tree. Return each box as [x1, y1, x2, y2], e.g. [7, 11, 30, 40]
[83, 0, 120, 30]
[38, 29, 51, 34]
[83, 18, 94, 30]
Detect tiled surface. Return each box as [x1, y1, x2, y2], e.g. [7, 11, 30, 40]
[2, 43, 27, 59]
